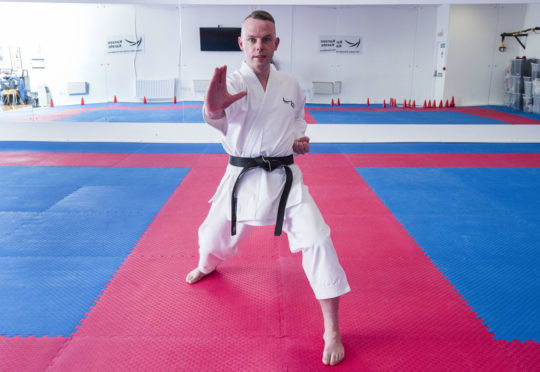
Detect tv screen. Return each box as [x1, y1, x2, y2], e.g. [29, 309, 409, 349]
[200, 27, 241, 52]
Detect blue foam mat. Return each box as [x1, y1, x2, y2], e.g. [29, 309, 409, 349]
[3, 142, 540, 154]
[0, 166, 189, 336]
[356, 167, 540, 342]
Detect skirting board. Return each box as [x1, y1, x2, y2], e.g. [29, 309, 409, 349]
[1, 122, 540, 143]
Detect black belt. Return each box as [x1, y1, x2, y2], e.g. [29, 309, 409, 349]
[229, 154, 294, 236]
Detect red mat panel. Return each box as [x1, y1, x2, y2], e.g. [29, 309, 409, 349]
[0, 336, 68, 372]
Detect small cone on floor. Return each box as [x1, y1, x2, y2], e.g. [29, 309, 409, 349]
[445, 99, 449, 108]
[439, 100, 443, 108]
[337, 98, 341, 106]
[367, 98, 370, 106]
[412, 100, 416, 109]
[383, 99, 386, 108]
[174, 96, 177, 104]
[114, 96, 117, 103]
[450, 96, 455, 107]
[423, 100, 427, 109]
[404, 99, 407, 108]
[143, 96, 147, 104]
[81, 97, 84, 105]
[331, 98, 334, 106]
[408, 99, 411, 108]
[428, 100, 432, 108]
[50, 99, 54, 108]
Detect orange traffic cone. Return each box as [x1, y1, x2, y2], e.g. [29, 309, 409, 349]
[114, 96, 117, 103]
[143, 96, 147, 104]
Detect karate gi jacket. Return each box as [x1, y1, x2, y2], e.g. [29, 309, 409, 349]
[204, 62, 309, 225]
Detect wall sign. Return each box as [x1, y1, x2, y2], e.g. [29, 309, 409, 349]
[319, 35, 362, 54]
[107, 36, 143, 53]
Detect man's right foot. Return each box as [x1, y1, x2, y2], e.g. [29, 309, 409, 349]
[185, 268, 210, 284]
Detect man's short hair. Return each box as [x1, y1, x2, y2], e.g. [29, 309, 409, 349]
[244, 10, 275, 24]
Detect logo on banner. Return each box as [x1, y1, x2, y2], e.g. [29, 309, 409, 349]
[319, 35, 361, 54]
[107, 36, 143, 53]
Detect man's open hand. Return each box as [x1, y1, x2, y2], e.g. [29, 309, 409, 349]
[293, 136, 310, 154]
[205, 65, 247, 119]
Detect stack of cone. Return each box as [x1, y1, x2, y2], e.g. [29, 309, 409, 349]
[81, 97, 84, 105]
[114, 96, 117, 103]
[143, 96, 147, 104]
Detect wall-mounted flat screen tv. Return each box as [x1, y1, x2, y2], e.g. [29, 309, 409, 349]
[200, 27, 241, 51]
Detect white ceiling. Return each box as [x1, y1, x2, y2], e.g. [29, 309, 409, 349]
[0, 0, 533, 5]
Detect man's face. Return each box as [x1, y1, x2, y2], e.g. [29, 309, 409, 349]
[238, 17, 280, 74]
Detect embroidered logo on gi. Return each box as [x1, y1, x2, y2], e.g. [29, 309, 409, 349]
[282, 98, 295, 109]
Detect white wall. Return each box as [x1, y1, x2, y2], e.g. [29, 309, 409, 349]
[0, 3, 180, 105]
[1, 2, 537, 109]
[443, 4, 527, 106]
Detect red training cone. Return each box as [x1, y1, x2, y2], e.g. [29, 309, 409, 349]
[439, 100, 443, 108]
[412, 100, 416, 109]
[50, 99, 54, 108]
[423, 100, 427, 109]
[331, 98, 334, 106]
[383, 99, 386, 108]
[428, 100, 432, 108]
[445, 99, 449, 108]
[174, 96, 177, 104]
[81, 97, 84, 105]
[114, 96, 117, 103]
[143, 96, 147, 104]
[450, 96, 455, 107]
[337, 98, 341, 106]
[367, 98, 370, 106]
[404, 99, 407, 108]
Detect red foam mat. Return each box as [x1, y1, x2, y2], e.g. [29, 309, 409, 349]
[2, 152, 540, 371]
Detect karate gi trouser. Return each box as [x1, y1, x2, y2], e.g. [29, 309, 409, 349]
[197, 189, 351, 300]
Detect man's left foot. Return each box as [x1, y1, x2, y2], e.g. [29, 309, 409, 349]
[322, 331, 345, 366]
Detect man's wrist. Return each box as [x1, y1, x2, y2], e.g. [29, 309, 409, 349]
[206, 108, 225, 120]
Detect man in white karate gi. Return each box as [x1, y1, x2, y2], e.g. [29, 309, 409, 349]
[186, 10, 350, 366]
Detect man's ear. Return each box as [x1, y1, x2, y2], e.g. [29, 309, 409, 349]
[238, 36, 244, 51]
[274, 37, 280, 51]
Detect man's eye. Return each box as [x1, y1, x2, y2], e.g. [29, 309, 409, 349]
[263, 37, 271, 43]
[249, 38, 256, 43]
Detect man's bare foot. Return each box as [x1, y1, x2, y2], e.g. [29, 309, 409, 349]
[185, 268, 210, 284]
[322, 331, 345, 366]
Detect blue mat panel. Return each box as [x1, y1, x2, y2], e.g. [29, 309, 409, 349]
[58, 108, 204, 123]
[308, 109, 506, 124]
[3, 142, 540, 154]
[0, 166, 189, 336]
[356, 167, 540, 342]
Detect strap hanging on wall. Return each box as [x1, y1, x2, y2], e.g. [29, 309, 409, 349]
[499, 27, 540, 52]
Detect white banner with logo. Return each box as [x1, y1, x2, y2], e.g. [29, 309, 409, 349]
[319, 35, 361, 54]
[107, 35, 143, 53]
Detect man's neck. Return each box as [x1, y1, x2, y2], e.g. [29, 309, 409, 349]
[253, 66, 271, 91]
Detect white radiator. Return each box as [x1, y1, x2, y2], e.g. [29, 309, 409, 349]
[312, 81, 334, 95]
[193, 79, 210, 92]
[136, 79, 175, 99]
[67, 81, 88, 95]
